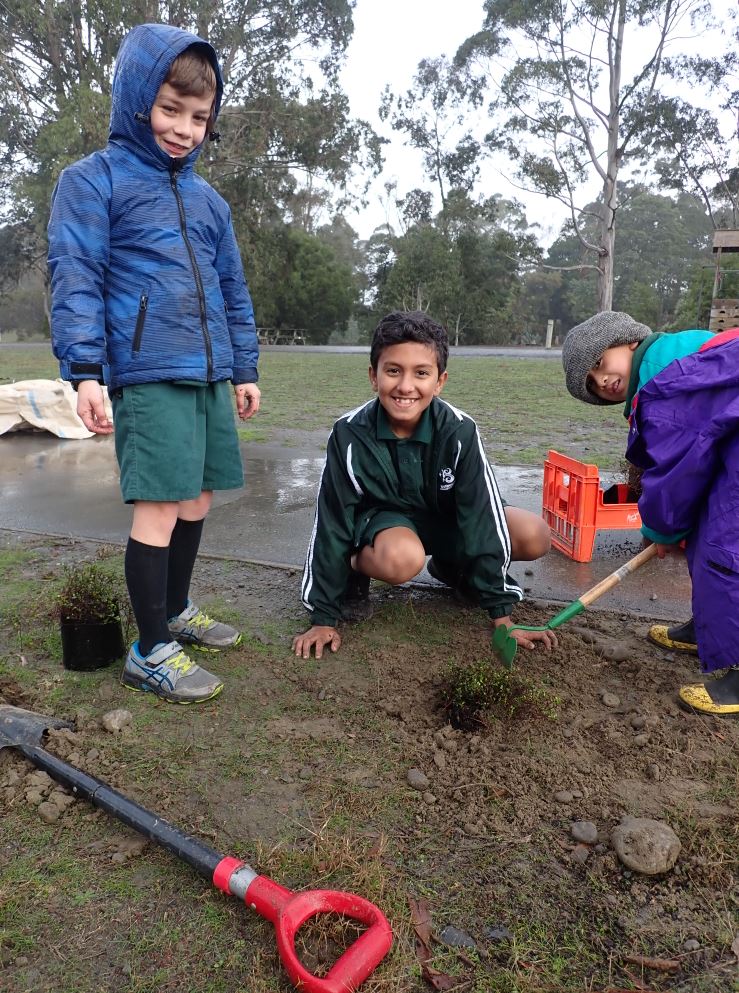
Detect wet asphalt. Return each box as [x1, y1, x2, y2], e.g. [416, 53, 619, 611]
[1, 430, 691, 623]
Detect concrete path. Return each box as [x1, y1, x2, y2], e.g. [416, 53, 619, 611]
[1, 431, 691, 622]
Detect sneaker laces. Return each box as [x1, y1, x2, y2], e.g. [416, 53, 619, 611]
[188, 608, 215, 633]
[167, 650, 197, 674]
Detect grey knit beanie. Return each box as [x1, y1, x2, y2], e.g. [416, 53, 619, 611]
[562, 311, 651, 405]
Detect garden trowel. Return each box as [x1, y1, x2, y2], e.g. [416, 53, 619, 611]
[492, 543, 659, 668]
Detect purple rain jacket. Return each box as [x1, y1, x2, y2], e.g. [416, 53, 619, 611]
[625, 333, 739, 673]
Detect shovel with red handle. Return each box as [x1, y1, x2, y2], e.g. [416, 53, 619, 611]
[0, 704, 393, 993]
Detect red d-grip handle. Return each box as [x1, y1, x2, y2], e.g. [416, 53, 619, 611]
[245, 874, 393, 993]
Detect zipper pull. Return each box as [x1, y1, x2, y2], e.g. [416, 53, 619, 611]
[139, 293, 148, 312]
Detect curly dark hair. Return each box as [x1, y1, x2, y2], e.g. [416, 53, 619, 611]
[370, 311, 449, 373]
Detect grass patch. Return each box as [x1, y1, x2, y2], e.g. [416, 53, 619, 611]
[0, 346, 58, 384]
[236, 426, 269, 443]
[1, 345, 628, 467]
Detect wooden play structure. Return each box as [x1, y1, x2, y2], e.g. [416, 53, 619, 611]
[710, 229, 739, 331]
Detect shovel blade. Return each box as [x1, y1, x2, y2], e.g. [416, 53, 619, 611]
[0, 704, 73, 750]
[491, 625, 518, 670]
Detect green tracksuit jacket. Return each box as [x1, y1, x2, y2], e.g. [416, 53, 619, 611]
[300, 396, 523, 627]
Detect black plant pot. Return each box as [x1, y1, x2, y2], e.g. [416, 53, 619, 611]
[60, 618, 125, 671]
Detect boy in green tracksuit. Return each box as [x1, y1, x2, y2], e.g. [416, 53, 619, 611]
[292, 310, 555, 659]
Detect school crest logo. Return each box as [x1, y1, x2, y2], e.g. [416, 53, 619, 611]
[439, 467, 455, 491]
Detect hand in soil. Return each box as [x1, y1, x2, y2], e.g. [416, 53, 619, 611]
[292, 624, 342, 659]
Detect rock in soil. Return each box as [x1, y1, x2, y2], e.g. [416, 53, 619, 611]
[571, 820, 598, 844]
[407, 768, 430, 790]
[611, 816, 681, 875]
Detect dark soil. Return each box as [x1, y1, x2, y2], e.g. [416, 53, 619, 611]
[0, 532, 737, 993]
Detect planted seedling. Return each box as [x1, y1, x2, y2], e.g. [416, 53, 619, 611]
[439, 659, 560, 731]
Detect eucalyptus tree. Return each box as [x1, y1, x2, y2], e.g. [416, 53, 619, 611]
[454, 0, 732, 311]
[545, 183, 713, 328]
[643, 96, 739, 229]
[380, 56, 480, 230]
[0, 0, 382, 319]
[371, 192, 538, 344]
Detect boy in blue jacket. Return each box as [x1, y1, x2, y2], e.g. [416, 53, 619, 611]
[292, 311, 555, 660]
[562, 311, 739, 717]
[49, 24, 260, 704]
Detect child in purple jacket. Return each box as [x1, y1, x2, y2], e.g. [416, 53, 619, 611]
[562, 311, 739, 718]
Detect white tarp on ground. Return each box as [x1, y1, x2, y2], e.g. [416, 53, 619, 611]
[0, 379, 113, 439]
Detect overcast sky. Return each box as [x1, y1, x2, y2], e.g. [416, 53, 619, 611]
[338, 0, 738, 245]
[339, 0, 486, 240]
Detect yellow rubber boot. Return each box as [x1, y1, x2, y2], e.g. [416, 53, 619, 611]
[648, 617, 698, 655]
[679, 668, 739, 718]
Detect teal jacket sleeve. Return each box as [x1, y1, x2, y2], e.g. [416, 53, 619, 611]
[641, 524, 689, 545]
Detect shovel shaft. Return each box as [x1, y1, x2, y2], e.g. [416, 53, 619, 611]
[18, 741, 225, 880]
[8, 714, 394, 992]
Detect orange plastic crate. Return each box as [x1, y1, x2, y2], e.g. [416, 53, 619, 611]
[542, 450, 642, 562]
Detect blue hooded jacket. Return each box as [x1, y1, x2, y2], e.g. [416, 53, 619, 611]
[48, 23, 258, 390]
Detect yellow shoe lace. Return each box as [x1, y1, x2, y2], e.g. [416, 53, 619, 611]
[191, 609, 214, 631]
[168, 651, 196, 674]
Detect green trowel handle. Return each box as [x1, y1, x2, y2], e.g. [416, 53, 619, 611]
[508, 599, 585, 634]
[546, 599, 586, 630]
[511, 543, 659, 635]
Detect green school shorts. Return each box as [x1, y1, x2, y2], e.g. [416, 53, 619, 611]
[353, 509, 459, 560]
[111, 381, 244, 503]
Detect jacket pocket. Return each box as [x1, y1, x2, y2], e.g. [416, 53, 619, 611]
[705, 542, 739, 578]
[131, 291, 149, 354]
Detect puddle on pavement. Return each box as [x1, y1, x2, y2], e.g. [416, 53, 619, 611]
[0, 432, 690, 617]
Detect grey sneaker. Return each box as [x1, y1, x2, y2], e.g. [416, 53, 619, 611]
[121, 640, 223, 704]
[168, 600, 241, 650]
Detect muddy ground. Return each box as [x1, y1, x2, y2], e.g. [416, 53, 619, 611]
[0, 531, 737, 993]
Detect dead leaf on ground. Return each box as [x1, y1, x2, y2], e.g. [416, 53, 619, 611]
[408, 896, 465, 991]
[409, 896, 433, 951]
[622, 952, 680, 972]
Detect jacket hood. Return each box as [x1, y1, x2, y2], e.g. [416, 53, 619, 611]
[109, 23, 223, 170]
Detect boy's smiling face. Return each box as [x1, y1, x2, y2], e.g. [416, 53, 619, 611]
[369, 342, 448, 437]
[150, 82, 213, 158]
[587, 341, 639, 402]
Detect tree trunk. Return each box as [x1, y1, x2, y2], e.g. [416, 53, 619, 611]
[596, 0, 626, 313]
[597, 193, 616, 311]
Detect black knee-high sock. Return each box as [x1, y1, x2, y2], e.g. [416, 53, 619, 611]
[125, 538, 170, 657]
[166, 517, 205, 619]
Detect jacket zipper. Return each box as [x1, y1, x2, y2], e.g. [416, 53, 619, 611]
[132, 292, 148, 352]
[169, 166, 213, 380]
